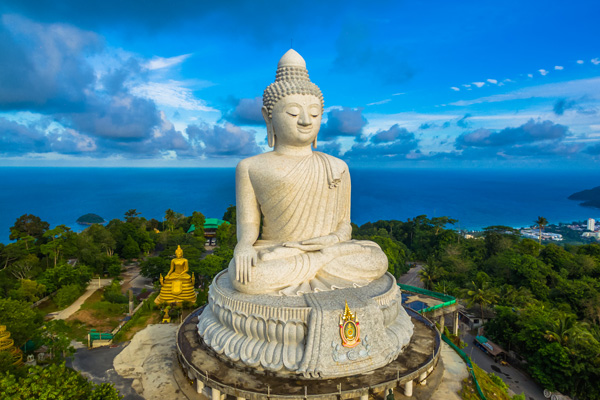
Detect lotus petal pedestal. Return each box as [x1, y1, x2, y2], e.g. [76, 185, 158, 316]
[197, 271, 413, 378]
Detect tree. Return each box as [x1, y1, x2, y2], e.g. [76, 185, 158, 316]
[483, 225, 519, 257]
[7, 254, 39, 280]
[140, 257, 169, 281]
[41, 320, 75, 360]
[124, 209, 141, 223]
[216, 223, 236, 248]
[164, 209, 176, 232]
[9, 214, 49, 241]
[535, 216, 548, 246]
[0, 363, 122, 399]
[0, 240, 29, 270]
[84, 224, 116, 257]
[418, 262, 443, 290]
[222, 205, 236, 224]
[0, 298, 42, 347]
[543, 313, 594, 348]
[191, 211, 206, 242]
[41, 225, 70, 268]
[370, 236, 408, 278]
[10, 279, 46, 302]
[198, 254, 227, 279]
[462, 273, 499, 322]
[121, 235, 140, 259]
[54, 284, 83, 308]
[39, 263, 91, 293]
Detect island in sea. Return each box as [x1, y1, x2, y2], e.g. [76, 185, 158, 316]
[76, 213, 106, 225]
[569, 186, 600, 209]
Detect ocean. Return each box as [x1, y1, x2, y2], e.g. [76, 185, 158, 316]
[1, 167, 598, 244]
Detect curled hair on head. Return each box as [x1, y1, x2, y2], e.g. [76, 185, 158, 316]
[262, 66, 324, 119]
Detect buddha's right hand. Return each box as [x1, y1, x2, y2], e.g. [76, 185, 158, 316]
[234, 245, 258, 284]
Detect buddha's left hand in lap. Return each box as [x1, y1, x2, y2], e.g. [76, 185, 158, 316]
[282, 234, 339, 252]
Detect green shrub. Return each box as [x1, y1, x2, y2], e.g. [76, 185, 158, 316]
[54, 284, 83, 308]
[102, 281, 128, 304]
[488, 372, 509, 393]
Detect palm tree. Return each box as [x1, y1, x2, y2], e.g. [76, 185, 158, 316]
[462, 279, 499, 322]
[165, 209, 176, 232]
[534, 216, 548, 246]
[418, 262, 441, 290]
[544, 314, 594, 348]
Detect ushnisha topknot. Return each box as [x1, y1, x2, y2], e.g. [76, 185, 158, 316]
[263, 49, 324, 119]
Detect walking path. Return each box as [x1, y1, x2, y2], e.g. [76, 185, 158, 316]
[433, 342, 469, 400]
[48, 278, 112, 320]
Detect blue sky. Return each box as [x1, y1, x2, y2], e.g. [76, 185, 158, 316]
[0, 0, 599, 168]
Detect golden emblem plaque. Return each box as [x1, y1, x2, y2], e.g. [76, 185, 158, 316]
[339, 301, 360, 348]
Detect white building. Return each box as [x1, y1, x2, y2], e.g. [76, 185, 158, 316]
[583, 231, 600, 239]
[588, 218, 596, 232]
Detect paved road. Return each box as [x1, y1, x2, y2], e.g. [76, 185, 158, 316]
[461, 332, 545, 400]
[69, 342, 143, 400]
[398, 263, 424, 288]
[121, 263, 153, 296]
[49, 278, 112, 320]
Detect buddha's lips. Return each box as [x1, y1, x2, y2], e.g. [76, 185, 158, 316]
[297, 127, 313, 134]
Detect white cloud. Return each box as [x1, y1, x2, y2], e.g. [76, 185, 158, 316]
[462, 84, 471, 88]
[392, 92, 405, 96]
[527, 74, 533, 78]
[539, 69, 549, 76]
[450, 87, 460, 91]
[450, 77, 600, 107]
[592, 58, 600, 65]
[554, 66, 564, 70]
[473, 82, 485, 88]
[486, 79, 498, 84]
[367, 99, 391, 106]
[130, 80, 217, 111]
[145, 54, 192, 70]
[577, 60, 584, 64]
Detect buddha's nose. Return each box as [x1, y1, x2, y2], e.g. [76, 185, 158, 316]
[298, 109, 312, 126]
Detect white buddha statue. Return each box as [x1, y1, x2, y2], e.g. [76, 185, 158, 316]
[229, 49, 388, 295]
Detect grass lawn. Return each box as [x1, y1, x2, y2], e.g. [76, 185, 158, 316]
[460, 363, 513, 400]
[65, 288, 128, 343]
[114, 309, 161, 342]
[37, 297, 60, 315]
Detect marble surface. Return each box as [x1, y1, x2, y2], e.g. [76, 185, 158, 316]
[230, 49, 388, 295]
[197, 271, 414, 378]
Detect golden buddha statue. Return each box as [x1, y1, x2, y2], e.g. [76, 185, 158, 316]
[155, 245, 197, 305]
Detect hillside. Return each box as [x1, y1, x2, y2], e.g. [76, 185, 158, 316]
[568, 186, 600, 209]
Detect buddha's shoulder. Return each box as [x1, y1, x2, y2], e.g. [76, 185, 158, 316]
[314, 151, 349, 172]
[236, 153, 267, 169]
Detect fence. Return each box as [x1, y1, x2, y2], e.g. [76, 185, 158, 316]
[441, 333, 487, 400]
[398, 283, 457, 314]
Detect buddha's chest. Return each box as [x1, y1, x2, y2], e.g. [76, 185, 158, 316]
[249, 161, 300, 200]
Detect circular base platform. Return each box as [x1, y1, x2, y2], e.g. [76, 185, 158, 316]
[197, 271, 414, 378]
[177, 307, 442, 399]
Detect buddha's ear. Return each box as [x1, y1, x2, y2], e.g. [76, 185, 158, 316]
[312, 136, 317, 149]
[262, 106, 275, 148]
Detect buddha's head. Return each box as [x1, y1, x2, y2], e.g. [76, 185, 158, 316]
[262, 50, 324, 149]
[175, 245, 183, 258]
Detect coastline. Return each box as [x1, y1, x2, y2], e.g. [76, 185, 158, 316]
[1, 167, 599, 244]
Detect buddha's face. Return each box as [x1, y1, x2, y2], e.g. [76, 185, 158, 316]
[270, 94, 321, 147]
[175, 249, 183, 258]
